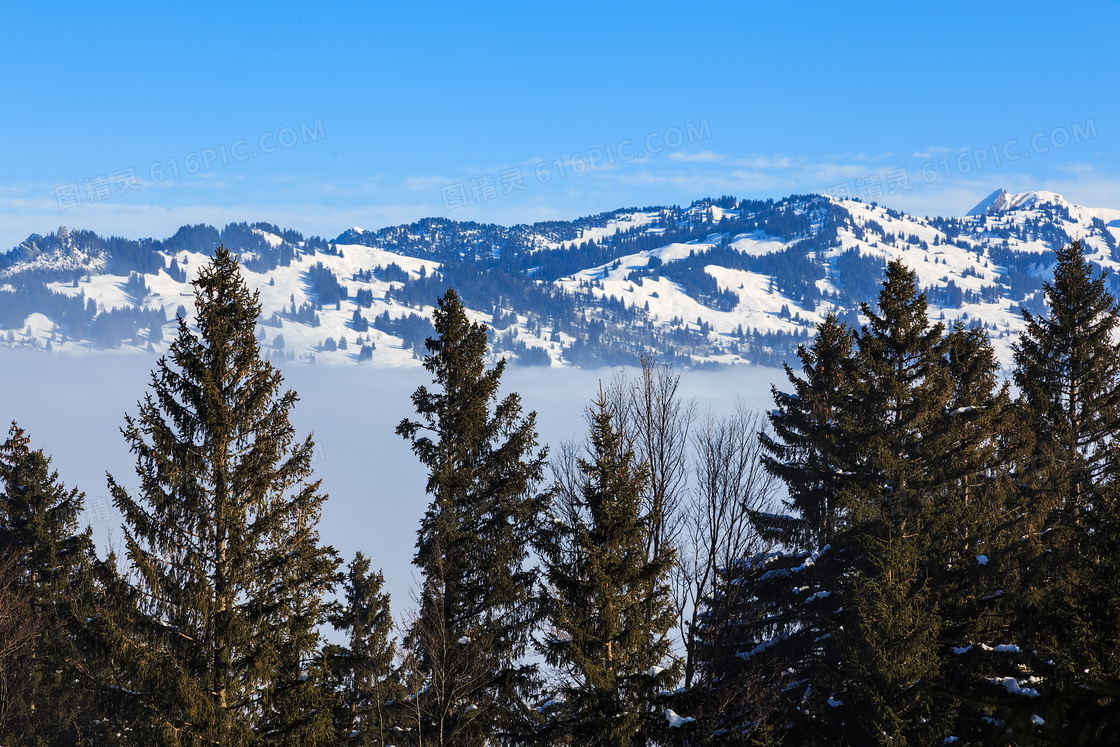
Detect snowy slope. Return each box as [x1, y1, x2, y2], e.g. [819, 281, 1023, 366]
[3, 190, 1118, 370]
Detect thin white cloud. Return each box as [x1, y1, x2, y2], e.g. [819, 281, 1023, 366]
[912, 146, 956, 159]
[402, 175, 457, 192]
[733, 156, 794, 169]
[0, 199, 445, 251]
[668, 151, 724, 163]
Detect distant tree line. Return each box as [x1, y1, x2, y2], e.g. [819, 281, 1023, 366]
[7, 193, 1088, 366]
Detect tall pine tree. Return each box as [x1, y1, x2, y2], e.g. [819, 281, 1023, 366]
[396, 288, 547, 746]
[325, 552, 400, 746]
[684, 313, 860, 745]
[536, 390, 680, 747]
[759, 312, 858, 548]
[827, 260, 956, 745]
[700, 262, 1010, 745]
[0, 423, 99, 744]
[1010, 238, 1120, 695]
[103, 246, 341, 744]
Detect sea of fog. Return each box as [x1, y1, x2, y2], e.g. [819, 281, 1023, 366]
[0, 348, 785, 615]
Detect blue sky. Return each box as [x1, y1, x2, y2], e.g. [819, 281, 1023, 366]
[2, 1, 1118, 250]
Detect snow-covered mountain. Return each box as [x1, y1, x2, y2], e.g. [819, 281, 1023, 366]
[2, 190, 1119, 369]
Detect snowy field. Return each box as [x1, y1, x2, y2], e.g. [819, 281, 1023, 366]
[0, 348, 785, 614]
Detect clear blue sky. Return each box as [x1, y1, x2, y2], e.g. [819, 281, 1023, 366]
[2, 1, 1117, 249]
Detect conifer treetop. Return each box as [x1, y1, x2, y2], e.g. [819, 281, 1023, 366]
[1013, 238, 1120, 472]
[105, 245, 339, 744]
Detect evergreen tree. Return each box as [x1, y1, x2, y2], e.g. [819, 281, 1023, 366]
[325, 552, 400, 746]
[684, 312, 863, 746]
[1009, 238, 1120, 694]
[536, 391, 680, 747]
[1015, 239, 1120, 499]
[396, 288, 547, 746]
[926, 323, 1018, 743]
[699, 263, 1010, 746]
[691, 313, 867, 745]
[687, 540, 838, 746]
[680, 314, 859, 745]
[0, 551, 37, 740]
[252, 498, 341, 746]
[829, 260, 954, 745]
[758, 313, 857, 547]
[103, 246, 341, 744]
[0, 423, 98, 744]
[993, 677, 1120, 745]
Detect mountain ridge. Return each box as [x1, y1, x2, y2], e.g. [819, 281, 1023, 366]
[2, 190, 1118, 370]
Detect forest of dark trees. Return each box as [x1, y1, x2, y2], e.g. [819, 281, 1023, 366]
[3, 240, 1120, 745]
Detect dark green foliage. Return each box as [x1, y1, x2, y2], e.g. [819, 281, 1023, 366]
[325, 552, 400, 746]
[396, 288, 548, 746]
[758, 313, 857, 547]
[1013, 239, 1120, 498]
[702, 260, 1010, 746]
[9, 235, 1120, 744]
[926, 323, 1019, 743]
[1009, 238, 1120, 695]
[307, 262, 348, 306]
[686, 543, 839, 746]
[0, 423, 99, 744]
[103, 246, 341, 744]
[823, 262, 994, 745]
[535, 392, 680, 747]
[991, 678, 1120, 745]
[0, 550, 38, 741]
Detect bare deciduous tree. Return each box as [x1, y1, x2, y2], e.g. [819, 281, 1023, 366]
[675, 402, 778, 688]
[605, 358, 696, 561]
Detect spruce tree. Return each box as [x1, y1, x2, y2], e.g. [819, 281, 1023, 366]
[927, 323, 1018, 743]
[831, 260, 954, 745]
[759, 313, 858, 547]
[325, 552, 400, 746]
[0, 550, 37, 740]
[252, 497, 341, 746]
[536, 391, 680, 747]
[680, 314, 861, 745]
[103, 246, 341, 744]
[686, 313, 863, 746]
[0, 423, 98, 743]
[396, 288, 547, 746]
[704, 263, 1009, 746]
[1010, 238, 1120, 694]
[688, 540, 839, 746]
